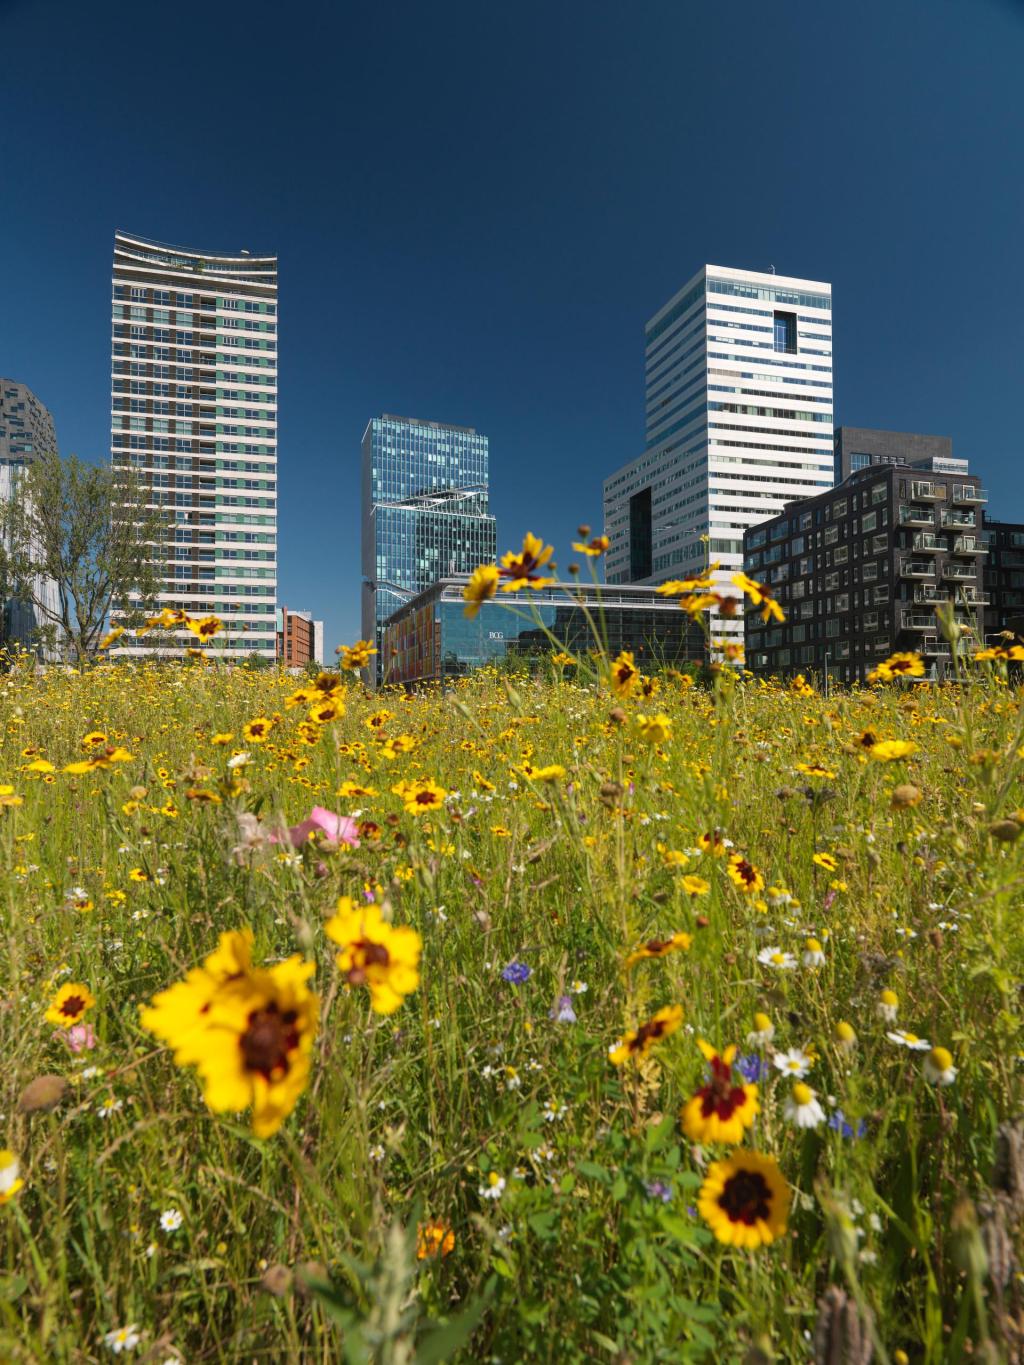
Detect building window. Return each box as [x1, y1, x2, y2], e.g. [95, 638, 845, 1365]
[773, 311, 797, 354]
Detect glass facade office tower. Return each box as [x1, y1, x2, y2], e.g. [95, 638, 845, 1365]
[361, 415, 496, 684]
[603, 265, 834, 645]
[0, 378, 61, 651]
[110, 231, 278, 657]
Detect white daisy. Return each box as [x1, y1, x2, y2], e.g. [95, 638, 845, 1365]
[757, 946, 797, 970]
[773, 1047, 812, 1079]
[923, 1046, 957, 1085]
[159, 1208, 183, 1232]
[479, 1171, 506, 1200]
[784, 1082, 826, 1128]
[887, 1030, 931, 1051]
[104, 1324, 141, 1354]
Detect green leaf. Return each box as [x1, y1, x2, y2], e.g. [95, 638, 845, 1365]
[577, 1161, 611, 1184]
[0, 1274, 27, 1302]
[414, 1293, 491, 1365]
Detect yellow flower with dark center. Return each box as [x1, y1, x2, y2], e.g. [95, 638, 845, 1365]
[336, 779, 377, 798]
[658, 844, 689, 869]
[698, 1150, 790, 1248]
[608, 1004, 683, 1065]
[365, 710, 394, 732]
[186, 615, 223, 642]
[609, 650, 640, 697]
[698, 830, 727, 857]
[186, 788, 221, 805]
[338, 640, 377, 670]
[571, 535, 609, 557]
[284, 687, 315, 710]
[325, 898, 421, 1015]
[23, 758, 55, 773]
[0, 785, 24, 809]
[381, 734, 417, 760]
[308, 698, 344, 725]
[417, 1220, 455, 1259]
[867, 651, 925, 683]
[141, 929, 316, 1138]
[463, 564, 500, 617]
[795, 761, 835, 779]
[681, 1040, 760, 1145]
[976, 644, 1024, 662]
[655, 564, 721, 596]
[311, 671, 343, 697]
[473, 770, 496, 792]
[498, 533, 556, 592]
[128, 868, 151, 882]
[727, 854, 764, 894]
[82, 731, 108, 750]
[636, 713, 672, 745]
[45, 981, 96, 1028]
[211, 733, 235, 746]
[523, 763, 565, 782]
[64, 746, 134, 775]
[242, 717, 273, 744]
[869, 739, 917, 762]
[731, 573, 786, 624]
[625, 931, 692, 969]
[812, 851, 839, 872]
[399, 780, 447, 815]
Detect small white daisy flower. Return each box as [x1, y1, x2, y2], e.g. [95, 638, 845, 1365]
[802, 937, 825, 967]
[784, 1082, 826, 1129]
[159, 1209, 183, 1232]
[758, 946, 797, 970]
[923, 1046, 957, 1085]
[479, 1171, 506, 1200]
[104, 1324, 141, 1354]
[773, 1048, 812, 1079]
[887, 1030, 931, 1052]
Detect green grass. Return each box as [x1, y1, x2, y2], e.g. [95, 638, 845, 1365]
[1, 652, 1022, 1362]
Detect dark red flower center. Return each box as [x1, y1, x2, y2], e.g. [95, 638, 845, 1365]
[719, 1170, 771, 1225]
[240, 1005, 299, 1079]
[698, 1055, 748, 1120]
[631, 1017, 669, 1052]
[61, 994, 86, 1020]
[346, 940, 390, 986]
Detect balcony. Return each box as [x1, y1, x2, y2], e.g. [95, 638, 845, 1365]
[912, 534, 942, 553]
[910, 481, 946, 501]
[941, 563, 978, 581]
[900, 506, 936, 526]
[913, 586, 946, 604]
[920, 637, 953, 659]
[940, 509, 977, 530]
[952, 536, 987, 556]
[902, 612, 938, 630]
[951, 485, 988, 505]
[900, 560, 936, 577]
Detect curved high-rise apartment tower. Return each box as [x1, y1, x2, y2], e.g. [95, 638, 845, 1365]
[110, 231, 278, 657]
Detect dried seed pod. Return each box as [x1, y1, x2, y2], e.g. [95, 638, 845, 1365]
[813, 1285, 874, 1364]
[993, 1120, 1024, 1222]
[18, 1074, 68, 1113]
[980, 1196, 1014, 1290]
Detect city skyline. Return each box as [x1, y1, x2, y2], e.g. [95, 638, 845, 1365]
[2, 1, 1023, 654]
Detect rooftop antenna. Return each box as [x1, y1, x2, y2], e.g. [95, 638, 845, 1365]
[240, 248, 250, 256]
[769, 264, 776, 274]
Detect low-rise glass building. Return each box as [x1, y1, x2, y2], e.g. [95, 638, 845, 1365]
[381, 578, 703, 685]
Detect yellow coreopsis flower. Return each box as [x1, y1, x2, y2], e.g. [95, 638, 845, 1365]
[45, 981, 96, 1028]
[625, 931, 692, 969]
[609, 650, 640, 697]
[498, 533, 556, 592]
[681, 1040, 760, 1145]
[636, 713, 673, 745]
[698, 1150, 790, 1249]
[869, 739, 917, 762]
[463, 564, 500, 617]
[186, 615, 223, 642]
[325, 898, 422, 1015]
[337, 639, 378, 670]
[608, 1004, 683, 1066]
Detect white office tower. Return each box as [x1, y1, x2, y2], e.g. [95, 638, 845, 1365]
[604, 265, 833, 646]
[110, 232, 278, 657]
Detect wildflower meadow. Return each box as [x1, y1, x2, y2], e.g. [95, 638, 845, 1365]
[2, 545, 1024, 1361]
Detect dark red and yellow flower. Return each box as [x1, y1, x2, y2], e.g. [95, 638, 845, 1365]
[625, 931, 692, 969]
[681, 1039, 759, 1144]
[698, 1150, 790, 1248]
[727, 854, 764, 894]
[608, 1004, 683, 1065]
[498, 532, 556, 592]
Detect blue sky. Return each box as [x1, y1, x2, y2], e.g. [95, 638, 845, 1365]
[1, 0, 1022, 652]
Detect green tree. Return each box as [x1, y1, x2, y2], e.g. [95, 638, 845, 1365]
[0, 451, 166, 664]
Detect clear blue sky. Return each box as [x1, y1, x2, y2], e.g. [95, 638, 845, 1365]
[2, 0, 1021, 652]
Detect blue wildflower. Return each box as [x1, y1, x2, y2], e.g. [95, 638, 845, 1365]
[735, 1053, 764, 1084]
[828, 1108, 866, 1140]
[502, 961, 531, 984]
[645, 1180, 673, 1203]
